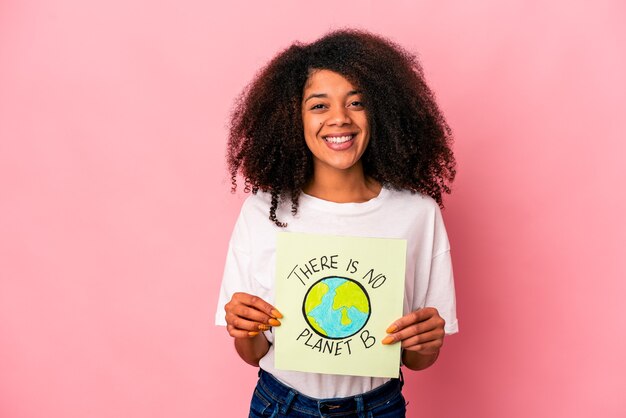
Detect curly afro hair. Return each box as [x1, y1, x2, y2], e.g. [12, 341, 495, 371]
[227, 29, 456, 226]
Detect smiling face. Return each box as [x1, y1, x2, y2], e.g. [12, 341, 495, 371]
[301, 69, 370, 176]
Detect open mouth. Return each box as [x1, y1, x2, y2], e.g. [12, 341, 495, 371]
[323, 134, 355, 144]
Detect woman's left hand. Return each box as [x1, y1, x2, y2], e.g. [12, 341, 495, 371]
[382, 307, 445, 355]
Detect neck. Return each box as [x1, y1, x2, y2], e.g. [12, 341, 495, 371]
[303, 163, 382, 203]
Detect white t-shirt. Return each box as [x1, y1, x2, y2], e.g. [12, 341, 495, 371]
[215, 187, 458, 399]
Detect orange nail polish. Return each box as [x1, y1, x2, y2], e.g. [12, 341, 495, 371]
[386, 325, 398, 334]
[248, 331, 259, 337]
[268, 318, 281, 327]
[271, 309, 283, 319]
[381, 335, 395, 345]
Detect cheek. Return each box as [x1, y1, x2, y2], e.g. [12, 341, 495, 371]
[303, 114, 322, 131]
[358, 114, 369, 130]
[305, 120, 323, 135]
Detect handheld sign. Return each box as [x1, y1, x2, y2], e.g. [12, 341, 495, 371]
[274, 232, 407, 378]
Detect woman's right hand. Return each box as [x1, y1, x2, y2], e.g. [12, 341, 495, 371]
[224, 292, 282, 338]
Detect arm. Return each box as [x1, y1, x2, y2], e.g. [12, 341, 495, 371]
[234, 333, 271, 367]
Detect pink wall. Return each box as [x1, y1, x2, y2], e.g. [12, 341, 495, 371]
[1, 1, 624, 417]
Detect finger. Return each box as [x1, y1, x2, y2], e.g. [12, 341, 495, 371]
[235, 293, 283, 319]
[382, 321, 432, 344]
[382, 314, 445, 345]
[399, 329, 445, 349]
[228, 295, 282, 326]
[403, 338, 444, 353]
[226, 324, 259, 339]
[230, 303, 276, 326]
[387, 308, 430, 334]
[226, 313, 269, 332]
[386, 308, 443, 334]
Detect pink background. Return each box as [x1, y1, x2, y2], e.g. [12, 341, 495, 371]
[1, 1, 625, 417]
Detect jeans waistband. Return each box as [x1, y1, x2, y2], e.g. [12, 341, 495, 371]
[257, 369, 403, 416]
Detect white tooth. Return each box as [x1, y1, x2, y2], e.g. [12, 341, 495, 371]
[325, 135, 353, 143]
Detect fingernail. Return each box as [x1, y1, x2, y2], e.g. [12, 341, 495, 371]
[258, 324, 270, 331]
[248, 331, 259, 337]
[271, 309, 283, 319]
[268, 318, 281, 327]
[386, 325, 398, 334]
[381, 335, 395, 345]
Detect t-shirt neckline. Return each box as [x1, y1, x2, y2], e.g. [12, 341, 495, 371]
[299, 187, 389, 213]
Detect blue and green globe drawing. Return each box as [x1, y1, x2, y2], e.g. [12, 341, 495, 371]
[303, 276, 371, 339]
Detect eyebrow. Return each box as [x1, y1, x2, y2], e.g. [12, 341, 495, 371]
[303, 90, 361, 103]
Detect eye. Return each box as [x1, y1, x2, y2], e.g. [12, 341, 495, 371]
[349, 100, 364, 108]
[310, 103, 326, 110]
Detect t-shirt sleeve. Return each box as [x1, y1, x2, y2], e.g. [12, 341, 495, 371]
[421, 203, 458, 335]
[425, 250, 458, 335]
[214, 209, 252, 326]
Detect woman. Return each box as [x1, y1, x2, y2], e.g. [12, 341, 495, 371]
[216, 29, 458, 417]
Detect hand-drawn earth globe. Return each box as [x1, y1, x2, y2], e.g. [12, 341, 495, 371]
[303, 276, 371, 339]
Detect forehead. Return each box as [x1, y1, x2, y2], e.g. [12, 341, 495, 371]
[303, 69, 358, 92]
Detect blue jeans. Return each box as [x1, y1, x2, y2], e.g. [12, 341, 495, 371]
[249, 369, 406, 417]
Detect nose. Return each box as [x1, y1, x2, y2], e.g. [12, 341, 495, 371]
[328, 106, 352, 126]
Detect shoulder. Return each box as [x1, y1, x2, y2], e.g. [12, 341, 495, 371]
[227, 192, 277, 252]
[381, 188, 448, 242]
[236, 191, 283, 231]
[383, 187, 440, 213]
[240, 191, 272, 215]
